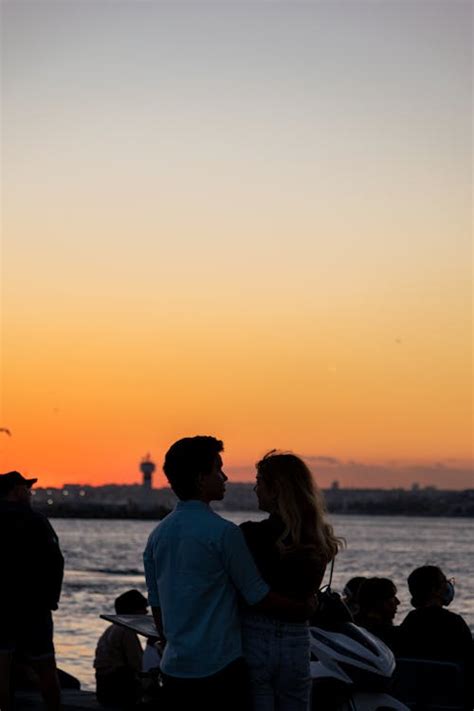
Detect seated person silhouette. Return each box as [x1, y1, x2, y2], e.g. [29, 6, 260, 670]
[342, 576, 367, 619]
[397, 565, 473, 709]
[94, 590, 148, 708]
[354, 577, 400, 650]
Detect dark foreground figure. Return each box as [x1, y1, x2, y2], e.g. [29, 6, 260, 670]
[0, 470, 64, 711]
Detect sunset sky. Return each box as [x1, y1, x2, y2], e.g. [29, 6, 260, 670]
[1, 1, 472, 489]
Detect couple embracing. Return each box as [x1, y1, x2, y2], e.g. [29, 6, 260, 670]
[143, 436, 342, 711]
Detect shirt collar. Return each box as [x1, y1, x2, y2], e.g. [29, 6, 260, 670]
[176, 499, 210, 510]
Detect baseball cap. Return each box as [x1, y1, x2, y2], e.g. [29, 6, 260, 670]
[114, 589, 148, 614]
[0, 470, 38, 496]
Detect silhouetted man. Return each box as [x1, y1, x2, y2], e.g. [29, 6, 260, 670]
[0, 471, 64, 711]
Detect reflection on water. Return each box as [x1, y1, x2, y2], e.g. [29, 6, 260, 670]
[51, 514, 474, 690]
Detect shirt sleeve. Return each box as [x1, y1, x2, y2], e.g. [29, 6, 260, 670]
[143, 535, 160, 608]
[221, 523, 270, 606]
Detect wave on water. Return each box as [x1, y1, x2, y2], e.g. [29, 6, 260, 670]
[83, 567, 144, 576]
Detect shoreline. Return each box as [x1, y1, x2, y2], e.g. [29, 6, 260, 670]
[40, 509, 474, 520]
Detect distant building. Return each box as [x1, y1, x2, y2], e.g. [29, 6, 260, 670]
[140, 454, 156, 489]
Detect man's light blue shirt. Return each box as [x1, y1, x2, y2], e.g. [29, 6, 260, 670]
[143, 500, 269, 678]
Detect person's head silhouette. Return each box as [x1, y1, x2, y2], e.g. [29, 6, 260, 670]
[114, 589, 148, 615]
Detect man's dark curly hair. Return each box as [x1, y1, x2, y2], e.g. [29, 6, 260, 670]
[163, 436, 224, 500]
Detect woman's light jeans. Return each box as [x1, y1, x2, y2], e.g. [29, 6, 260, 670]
[242, 612, 311, 711]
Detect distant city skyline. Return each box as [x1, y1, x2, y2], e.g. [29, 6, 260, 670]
[1, 1, 472, 488]
[28, 479, 474, 520]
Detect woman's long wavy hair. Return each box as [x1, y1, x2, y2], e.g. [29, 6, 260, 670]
[257, 450, 344, 563]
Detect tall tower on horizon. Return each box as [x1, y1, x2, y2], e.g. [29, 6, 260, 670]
[140, 454, 156, 489]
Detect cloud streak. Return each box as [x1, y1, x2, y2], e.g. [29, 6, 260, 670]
[228, 457, 473, 490]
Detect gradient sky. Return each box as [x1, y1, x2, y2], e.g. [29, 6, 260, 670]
[1, 1, 472, 489]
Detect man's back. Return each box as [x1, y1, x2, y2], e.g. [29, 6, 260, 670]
[94, 625, 143, 675]
[398, 607, 473, 661]
[398, 607, 474, 709]
[0, 500, 64, 610]
[144, 500, 268, 678]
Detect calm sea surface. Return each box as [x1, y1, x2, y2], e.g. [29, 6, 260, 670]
[50, 513, 474, 690]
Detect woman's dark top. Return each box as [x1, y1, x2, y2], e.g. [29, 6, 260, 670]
[240, 514, 326, 602]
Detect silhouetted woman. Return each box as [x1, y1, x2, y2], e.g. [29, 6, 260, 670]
[354, 577, 400, 650]
[240, 451, 343, 711]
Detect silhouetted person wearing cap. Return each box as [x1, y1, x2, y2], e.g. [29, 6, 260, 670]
[94, 590, 148, 708]
[0, 471, 64, 711]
